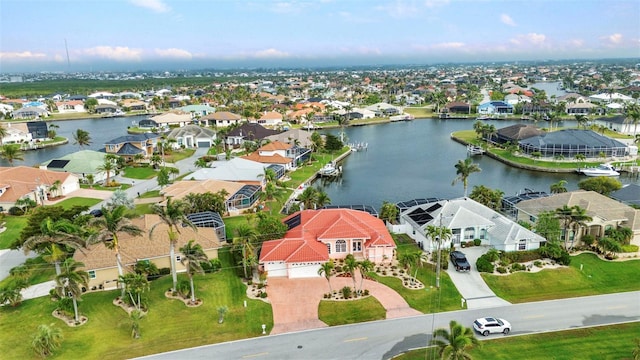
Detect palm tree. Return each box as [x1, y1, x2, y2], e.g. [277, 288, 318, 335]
[119, 272, 149, 311]
[426, 224, 452, 288]
[315, 189, 331, 208]
[55, 258, 89, 323]
[89, 205, 143, 295]
[298, 186, 318, 210]
[430, 320, 480, 360]
[317, 260, 335, 293]
[568, 205, 592, 250]
[343, 254, 359, 295]
[97, 155, 117, 186]
[49, 180, 61, 198]
[31, 324, 63, 358]
[554, 205, 574, 249]
[574, 114, 589, 130]
[72, 129, 92, 149]
[398, 251, 420, 285]
[0, 124, 7, 145]
[179, 240, 208, 304]
[149, 198, 196, 293]
[357, 259, 374, 294]
[233, 224, 258, 279]
[625, 104, 640, 135]
[452, 158, 482, 197]
[0, 144, 24, 165]
[549, 180, 568, 194]
[22, 218, 86, 275]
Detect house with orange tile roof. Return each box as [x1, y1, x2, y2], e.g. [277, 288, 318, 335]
[0, 166, 80, 212]
[259, 209, 396, 278]
[54, 100, 86, 113]
[73, 214, 222, 291]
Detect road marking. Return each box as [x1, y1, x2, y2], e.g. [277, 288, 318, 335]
[607, 305, 627, 310]
[344, 337, 367, 343]
[523, 315, 545, 319]
[243, 352, 268, 358]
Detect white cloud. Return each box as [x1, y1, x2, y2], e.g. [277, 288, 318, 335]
[253, 48, 290, 59]
[0, 51, 47, 60]
[129, 0, 170, 13]
[511, 33, 546, 46]
[500, 14, 516, 26]
[569, 39, 584, 47]
[432, 42, 465, 49]
[424, 0, 450, 8]
[154, 48, 193, 59]
[81, 46, 143, 61]
[602, 33, 623, 45]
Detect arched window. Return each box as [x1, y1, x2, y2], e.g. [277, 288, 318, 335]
[464, 227, 475, 240]
[336, 240, 346, 252]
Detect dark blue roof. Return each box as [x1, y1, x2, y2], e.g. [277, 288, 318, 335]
[116, 143, 145, 155]
[105, 133, 159, 144]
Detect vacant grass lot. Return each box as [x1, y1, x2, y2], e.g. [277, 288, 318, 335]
[123, 166, 158, 179]
[0, 248, 273, 360]
[318, 297, 386, 326]
[483, 253, 640, 303]
[395, 322, 640, 360]
[53, 197, 102, 209]
[0, 215, 28, 249]
[404, 107, 433, 118]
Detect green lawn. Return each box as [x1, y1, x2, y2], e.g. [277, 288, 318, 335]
[165, 149, 195, 163]
[318, 297, 386, 326]
[0, 256, 57, 288]
[122, 166, 158, 179]
[53, 197, 102, 209]
[0, 247, 273, 360]
[404, 107, 433, 118]
[138, 190, 161, 198]
[367, 234, 463, 313]
[482, 253, 640, 303]
[395, 322, 640, 360]
[80, 184, 132, 191]
[0, 215, 28, 249]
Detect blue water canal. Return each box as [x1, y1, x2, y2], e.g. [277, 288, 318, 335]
[5, 115, 638, 210]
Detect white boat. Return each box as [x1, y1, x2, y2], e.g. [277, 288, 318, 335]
[577, 163, 620, 177]
[318, 162, 342, 177]
[467, 144, 485, 156]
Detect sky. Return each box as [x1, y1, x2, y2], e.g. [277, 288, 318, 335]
[1, 0, 639, 73]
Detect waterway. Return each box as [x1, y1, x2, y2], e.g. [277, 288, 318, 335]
[319, 118, 638, 210]
[4, 115, 637, 211]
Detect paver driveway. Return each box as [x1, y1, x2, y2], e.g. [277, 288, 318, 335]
[268, 274, 421, 335]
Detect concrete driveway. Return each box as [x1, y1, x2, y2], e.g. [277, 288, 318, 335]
[268, 275, 421, 335]
[446, 246, 511, 309]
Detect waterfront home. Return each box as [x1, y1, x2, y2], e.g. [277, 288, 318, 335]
[40, 150, 115, 184]
[161, 179, 261, 216]
[518, 129, 629, 159]
[396, 197, 544, 252]
[73, 214, 221, 291]
[0, 123, 32, 145]
[589, 92, 635, 104]
[121, 99, 147, 112]
[104, 133, 160, 161]
[444, 102, 471, 114]
[165, 124, 216, 149]
[197, 111, 243, 128]
[0, 166, 80, 212]
[493, 124, 546, 145]
[55, 100, 86, 114]
[26, 121, 48, 140]
[225, 123, 280, 148]
[477, 101, 514, 115]
[592, 115, 636, 135]
[610, 184, 640, 208]
[365, 102, 401, 116]
[242, 140, 311, 169]
[150, 111, 192, 127]
[514, 190, 640, 245]
[95, 104, 118, 115]
[188, 157, 269, 187]
[12, 106, 49, 119]
[265, 128, 315, 148]
[259, 209, 396, 278]
[178, 104, 216, 119]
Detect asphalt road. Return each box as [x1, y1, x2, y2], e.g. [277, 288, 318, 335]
[137, 291, 640, 360]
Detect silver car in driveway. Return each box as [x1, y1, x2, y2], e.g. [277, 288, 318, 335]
[473, 317, 511, 336]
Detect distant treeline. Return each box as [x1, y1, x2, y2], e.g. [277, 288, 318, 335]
[0, 76, 255, 98]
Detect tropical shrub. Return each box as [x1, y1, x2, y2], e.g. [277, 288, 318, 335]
[260, 292, 268, 298]
[510, 263, 526, 272]
[341, 286, 352, 299]
[473, 239, 482, 246]
[557, 251, 572, 266]
[502, 249, 541, 263]
[622, 245, 639, 253]
[176, 279, 190, 298]
[581, 234, 596, 246]
[484, 248, 500, 262]
[201, 259, 222, 273]
[476, 256, 494, 273]
[8, 206, 24, 216]
[496, 266, 507, 274]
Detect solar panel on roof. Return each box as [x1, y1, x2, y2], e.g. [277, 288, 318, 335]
[47, 159, 70, 169]
[284, 213, 301, 230]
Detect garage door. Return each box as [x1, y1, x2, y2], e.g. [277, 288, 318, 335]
[197, 141, 211, 148]
[288, 262, 322, 278]
[265, 262, 287, 277]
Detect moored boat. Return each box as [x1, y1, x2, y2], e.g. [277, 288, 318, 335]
[577, 163, 620, 177]
[318, 162, 342, 177]
[467, 144, 485, 156]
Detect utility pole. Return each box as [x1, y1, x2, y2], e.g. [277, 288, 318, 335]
[435, 213, 443, 289]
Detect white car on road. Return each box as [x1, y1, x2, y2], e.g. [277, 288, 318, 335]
[473, 317, 511, 336]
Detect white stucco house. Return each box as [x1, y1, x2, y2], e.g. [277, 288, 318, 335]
[396, 197, 545, 252]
